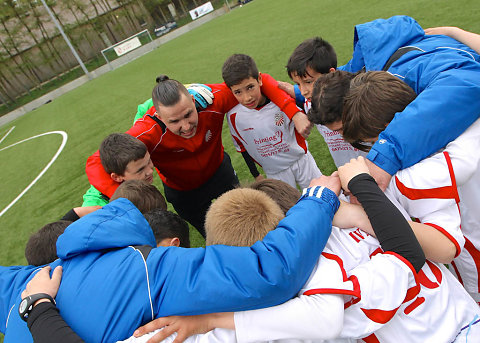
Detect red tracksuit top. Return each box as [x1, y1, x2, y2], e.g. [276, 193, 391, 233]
[86, 74, 300, 196]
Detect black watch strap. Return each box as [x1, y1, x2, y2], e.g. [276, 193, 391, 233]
[19, 293, 56, 322]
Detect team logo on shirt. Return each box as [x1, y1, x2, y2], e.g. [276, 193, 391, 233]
[274, 113, 284, 126]
[205, 130, 212, 142]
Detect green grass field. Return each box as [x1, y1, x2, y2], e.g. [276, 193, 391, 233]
[1, 0, 479, 272]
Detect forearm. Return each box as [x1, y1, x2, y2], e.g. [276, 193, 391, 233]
[352, 218, 457, 264]
[409, 221, 457, 264]
[61, 209, 80, 222]
[332, 200, 372, 231]
[241, 151, 260, 178]
[444, 27, 480, 54]
[349, 174, 425, 272]
[260, 73, 299, 118]
[134, 98, 154, 123]
[28, 302, 84, 343]
[234, 294, 343, 343]
[85, 151, 118, 198]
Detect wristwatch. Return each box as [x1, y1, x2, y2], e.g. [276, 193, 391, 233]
[19, 293, 56, 322]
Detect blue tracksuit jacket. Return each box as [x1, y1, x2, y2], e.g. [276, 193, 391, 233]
[341, 15, 480, 175]
[0, 188, 338, 342]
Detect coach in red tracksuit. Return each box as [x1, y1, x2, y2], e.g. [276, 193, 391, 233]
[86, 74, 303, 237]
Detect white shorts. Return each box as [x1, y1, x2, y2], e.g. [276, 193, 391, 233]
[267, 151, 322, 189]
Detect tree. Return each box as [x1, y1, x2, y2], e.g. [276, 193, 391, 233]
[27, 0, 70, 69]
[0, 3, 43, 87]
[59, 0, 102, 58]
[3, 0, 58, 75]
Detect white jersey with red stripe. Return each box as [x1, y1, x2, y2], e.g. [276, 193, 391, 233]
[386, 119, 480, 302]
[304, 99, 366, 168]
[448, 119, 480, 303]
[233, 225, 480, 343]
[227, 101, 321, 181]
[308, 227, 480, 343]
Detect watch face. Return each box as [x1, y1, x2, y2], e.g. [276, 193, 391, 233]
[19, 298, 28, 314]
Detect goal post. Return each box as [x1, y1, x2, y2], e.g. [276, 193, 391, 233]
[101, 29, 153, 69]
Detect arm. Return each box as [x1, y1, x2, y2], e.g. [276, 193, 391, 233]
[406, 221, 457, 264]
[81, 185, 109, 207]
[241, 151, 261, 180]
[226, 115, 261, 180]
[339, 157, 425, 272]
[260, 73, 312, 138]
[27, 303, 84, 343]
[136, 288, 343, 343]
[277, 82, 306, 109]
[425, 26, 480, 54]
[22, 266, 85, 343]
[344, 214, 457, 264]
[234, 292, 343, 342]
[85, 150, 119, 198]
[86, 114, 161, 198]
[134, 98, 154, 124]
[332, 199, 372, 231]
[260, 73, 300, 119]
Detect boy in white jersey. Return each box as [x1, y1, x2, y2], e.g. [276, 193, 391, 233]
[281, 37, 367, 168]
[341, 71, 480, 304]
[222, 54, 322, 188]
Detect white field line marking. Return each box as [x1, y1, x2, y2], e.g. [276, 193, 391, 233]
[0, 131, 68, 217]
[0, 126, 15, 145]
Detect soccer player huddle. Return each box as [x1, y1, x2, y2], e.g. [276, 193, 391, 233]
[2, 15, 480, 343]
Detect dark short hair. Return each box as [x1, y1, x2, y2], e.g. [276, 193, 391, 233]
[144, 209, 190, 248]
[248, 179, 300, 215]
[309, 70, 356, 125]
[222, 54, 260, 88]
[110, 180, 166, 214]
[25, 220, 72, 266]
[152, 74, 190, 109]
[286, 37, 337, 79]
[342, 71, 417, 151]
[99, 133, 147, 175]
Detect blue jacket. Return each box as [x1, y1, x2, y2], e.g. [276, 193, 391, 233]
[1, 189, 338, 342]
[341, 15, 480, 174]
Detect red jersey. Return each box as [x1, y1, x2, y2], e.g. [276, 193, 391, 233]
[86, 75, 300, 196]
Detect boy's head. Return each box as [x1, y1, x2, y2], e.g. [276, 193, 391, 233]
[286, 37, 337, 100]
[342, 71, 417, 151]
[144, 209, 190, 248]
[205, 188, 284, 246]
[222, 54, 265, 109]
[309, 70, 356, 131]
[110, 180, 167, 214]
[99, 133, 154, 184]
[248, 179, 300, 215]
[25, 220, 72, 266]
[152, 75, 199, 139]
